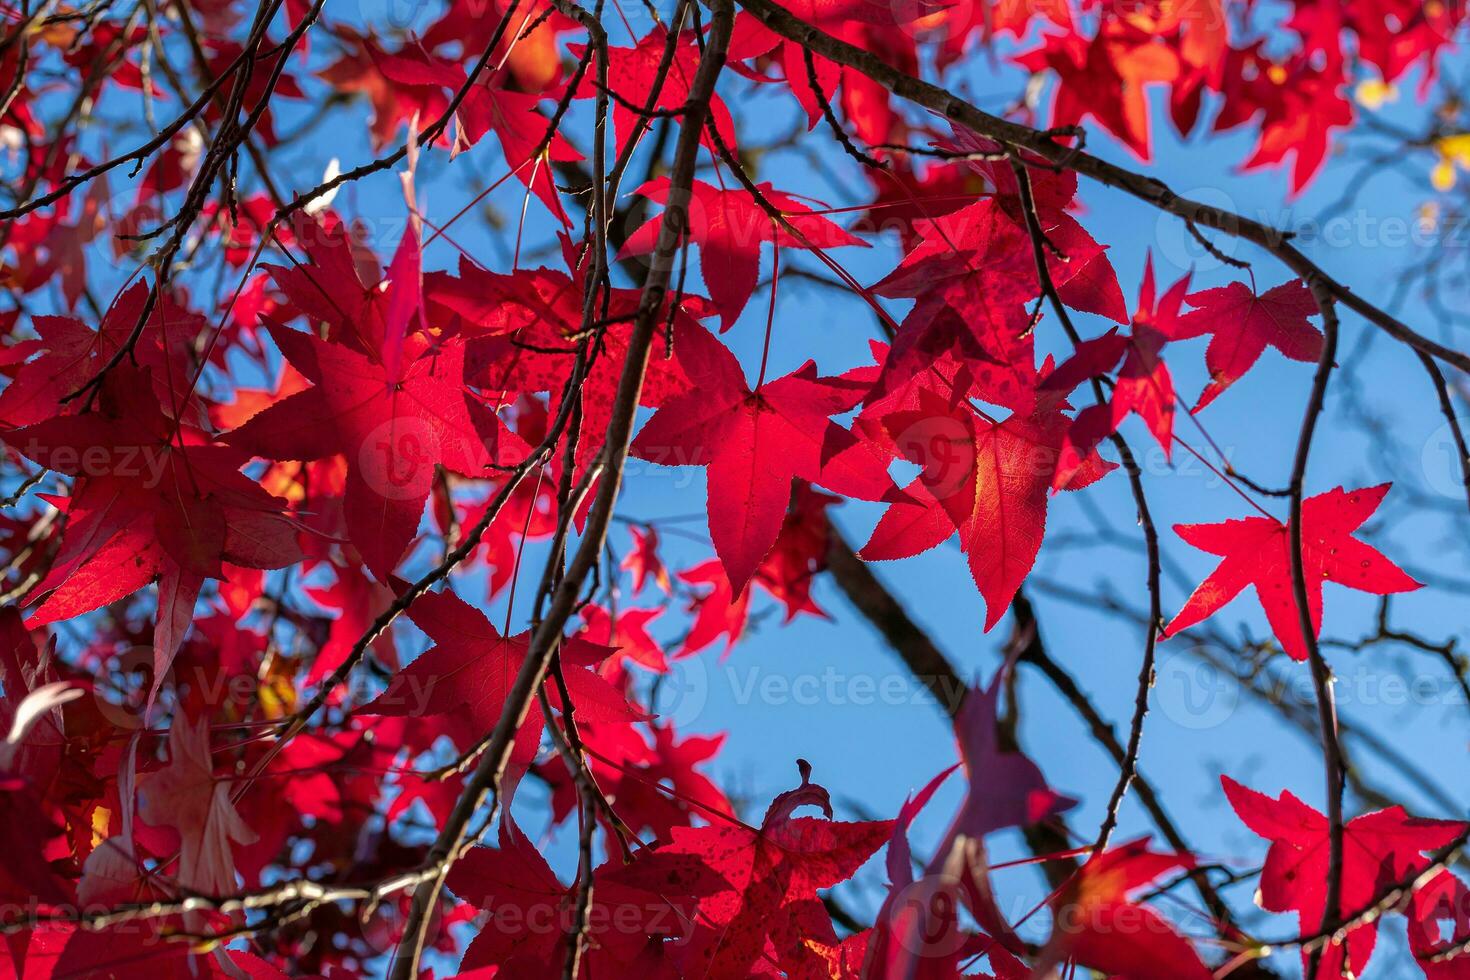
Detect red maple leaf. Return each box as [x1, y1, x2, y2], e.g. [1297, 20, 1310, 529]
[539, 719, 732, 839]
[1212, 44, 1354, 195]
[678, 558, 752, 656]
[1110, 256, 1192, 451]
[1043, 256, 1193, 487]
[871, 658, 1075, 975]
[317, 31, 451, 150]
[618, 760, 894, 978]
[1037, 838, 1213, 980]
[224, 321, 526, 579]
[445, 814, 707, 975]
[1174, 277, 1323, 410]
[139, 714, 258, 901]
[727, 14, 842, 130]
[572, 27, 738, 156]
[621, 524, 671, 595]
[1015, 27, 1181, 161]
[578, 603, 668, 674]
[11, 364, 302, 681]
[1165, 484, 1421, 659]
[460, 258, 724, 480]
[1224, 775, 1468, 978]
[874, 196, 1125, 335]
[362, 587, 641, 762]
[0, 281, 197, 428]
[867, 389, 1091, 628]
[620, 177, 868, 331]
[421, 0, 572, 93]
[629, 338, 895, 594]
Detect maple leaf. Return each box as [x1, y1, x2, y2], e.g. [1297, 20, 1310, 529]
[756, 483, 841, 622]
[1213, 45, 1354, 194]
[1224, 775, 1468, 978]
[870, 656, 1074, 975]
[456, 83, 582, 224]
[539, 719, 732, 839]
[620, 177, 868, 331]
[618, 760, 894, 978]
[930, 0, 1072, 68]
[1117, 0, 1226, 72]
[0, 737, 69, 909]
[1110, 256, 1192, 451]
[0, 280, 198, 428]
[1015, 27, 1181, 161]
[572, 27, 738, 156]
[257, 214, 380, 346]
[1407, 870, 1470, 978]
[873, 196, 1125, 336]
[421, 0, 571, 92]
[678, 558, 752, 656]
[139, 714, 258, 900]
[621, 524, 672, 595]
[1037, 838, 1213, 980]
[578, 603, 668, 674]
[302, 562, 399, 684]
[939, 663, 1077, 844]
[1165, 484, 1421, 660]
[864, 766, 966, 979]
[1045, 256, 1193, 487]
[431, 463, 559, 601]
[317, 31, 451, 150]
[446, 814, 708, 975]
[727, 15, 843, 130]
[459, 259, 726, 482]
[630, 337, 896, 594]
[10, 364, 302, 682]
[361, 587, 641, 762]
[369, 51, 580, 224]
[869, 389, 1082, 629]
[34, 929, 293, 979]
[1174, 277, 1323, 410]
[224, 320, 527, 580]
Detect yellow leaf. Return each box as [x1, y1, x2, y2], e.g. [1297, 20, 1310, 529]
[1354, 79, 1398, 110]
[1432, 159, 1459, 192]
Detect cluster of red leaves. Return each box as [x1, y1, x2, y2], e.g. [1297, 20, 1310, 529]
[0, 0, 1466, 977]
